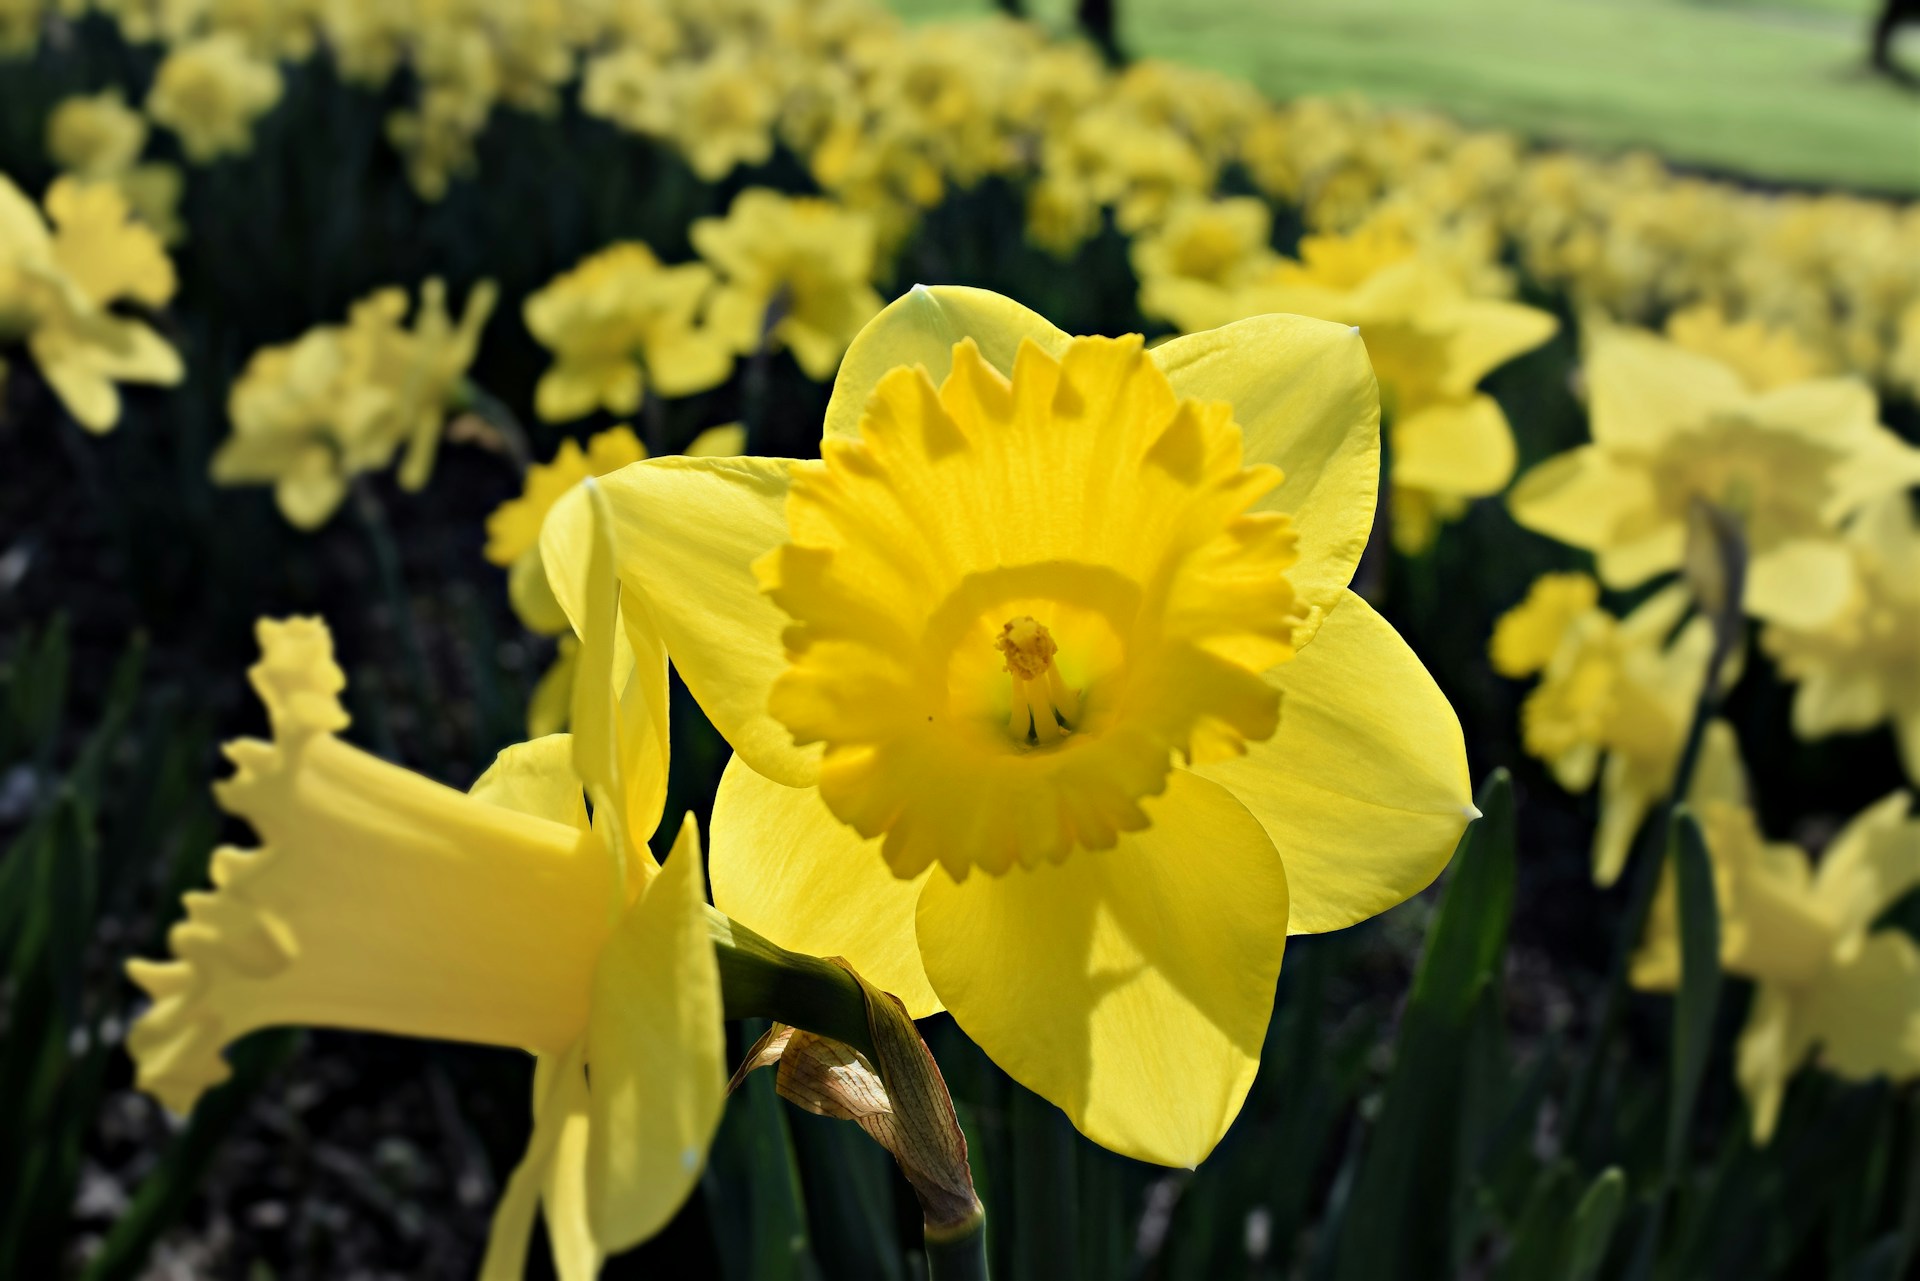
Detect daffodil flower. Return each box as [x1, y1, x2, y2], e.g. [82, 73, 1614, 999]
[126, 493, 723, 1278]
[1510, 325, 1920, 628]
[0, 175, 183, 433]
[1490, 574, 1727, 885]
[1635, 781, 1920, 1143]
[546, 285, 1474, 1167]
[1762, 493, 1920, 785]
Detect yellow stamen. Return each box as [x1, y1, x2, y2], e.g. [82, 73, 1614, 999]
[996, 616, 1078, 742]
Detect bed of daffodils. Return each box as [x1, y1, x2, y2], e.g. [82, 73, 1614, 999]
[3, 0, 1919, 1277]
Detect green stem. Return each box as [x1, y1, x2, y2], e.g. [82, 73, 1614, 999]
[706, 908, 876, 1060]
[925, 1210, 990, 1281]
[458, 380, 533, 474]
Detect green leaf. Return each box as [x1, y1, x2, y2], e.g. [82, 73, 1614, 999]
[1332, 769, 1516, 1279]
[1564, 1167, 1626, 1281]
[1668, 808, 1723, 1174]
[704, 1035, 820, 1281]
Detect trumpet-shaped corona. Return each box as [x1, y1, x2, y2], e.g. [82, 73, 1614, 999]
[758, 332, 1302, 879]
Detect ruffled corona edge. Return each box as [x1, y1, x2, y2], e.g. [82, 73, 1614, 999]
[124, 617, 347, 1114]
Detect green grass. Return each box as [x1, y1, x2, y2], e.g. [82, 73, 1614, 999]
[897, 0, 1920, 194]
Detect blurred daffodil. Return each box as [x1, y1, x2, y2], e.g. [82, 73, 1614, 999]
[524, 242, 734, 424]
[212, 278, 496, 527]
[1510, 325, 1920, 627]
[0, 174, 183, 432]
[46, 89, 148, 179]
[145, 33, 284, 163]
[1664, 304, 1832, 393]
[1491, 573, 1728, 885]
[1192, 218, 1556, 552]
[691, 188, 884, 381]
[1763, 494, 1920, 784]
[128, 508, 721, 1277]
[549, 285, 1474, 1167]
[1635, 786, 1920, 1143]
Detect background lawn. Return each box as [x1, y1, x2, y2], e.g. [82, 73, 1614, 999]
[898, 0, 1920, 193]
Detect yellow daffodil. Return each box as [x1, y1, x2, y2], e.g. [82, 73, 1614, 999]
[1217, 219, 1557, 552]
[663, 50, 779, 182]
[1510, 325, 1920, 626]
[46, 90, 148, 180]
[1131, 196, 1279, 334]
[1635, 787, 1920, 1143]
[0, 174, 183, 432]
[1763, 494, 1920, 784]
[692, 188, 885, 381]
[128, 525, 722, 1277]
[212, 278, 495, 527]
[548, 285, 1474, 1167]
[489, 422, 744, 735]
[524, 242, 734, 423]
[1491, 573, 1725, 885]
[144, 33, 284, 163]
[1664, 304, 1833, 393]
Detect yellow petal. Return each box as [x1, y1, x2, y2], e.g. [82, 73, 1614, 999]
[528, 637, 579, 740]
[1586, 326, 1745, 449]
[1191, 591, 1472, 934]
[1508, 446, 1658, 556]
[1150, 314, 1379, 635]
[547, 457, 821, 788]
[1390, 394, 1516, 499]
[471, 734, 589, 831]
[1439, 298, 1557, 394]
[1744, 539, 1855, 628]
[584, 815, 727, 1252]
[914, 770, 1287, 1168]
[1811, 791, 1920, 938]
[1734, 985, 1803, 1145]
[822, 284, 1070, 442]
[707, 755, 939, 1017]
[686, 422, 746, 457]
[1798, 930, 1920, 1086]
[508, 550, 571, 636]
[479, 1041, 590, 1281]
[542, 479, 671, 859]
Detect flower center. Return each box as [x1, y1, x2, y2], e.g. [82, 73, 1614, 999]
[995, 616, 1080, 743]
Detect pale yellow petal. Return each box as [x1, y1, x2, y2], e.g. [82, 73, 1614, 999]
[585, 815, 727, 1252]
[915, 770, 1288, 1168]
[1390, 394, 1516, 499]
[1508, 446, 1659, 557]
[547, 457, 821, 788]
[1151, 313, 1379, 633]
[470, 735, 589, 831]
[823, 284, 1070, 442]
[480, 1042, 589, 1281]
[1811, 792, 1920, 938]
[1586, 326, 1745, 449]
[1745, 539, 1855, 628]
[1192, 591, 1472, 934]
[708, 755, 938, 1016]
[1800, 930, 1920, 1086]
[1735, 985, 1804, 1145]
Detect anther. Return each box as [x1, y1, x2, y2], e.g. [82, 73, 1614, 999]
[996, 617, 1078, 742]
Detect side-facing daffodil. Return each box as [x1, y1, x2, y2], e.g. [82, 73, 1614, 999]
[1635, 784, 1920, 1143]
[1762, 493, 1920, 784]
[1490, 572, 1727, 885]
[1510, 324, 1920, 628]
[547, 285, 1474, 1167]
[126, 497, 723, 1279]
[691, 188, 885, 381]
